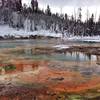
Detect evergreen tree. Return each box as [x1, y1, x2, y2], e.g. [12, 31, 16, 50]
[23, 3, 28, 15]
[1, 0, 4, 7]
[65, 13, 68, 20]
[31, 0, 38, 13]
[16, 0, 22, 12]
[98, 16, 100, 24]
[77, 8, 82, 23]
[88, 14, 95, 35]
[46, 5, 51, 16]
[34, 0, 38, 13]
[31, 0, 34, 12]
[71, 15, 74, 22]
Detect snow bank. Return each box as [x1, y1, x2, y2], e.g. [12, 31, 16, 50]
[0, 25, 62, 38]
[0, 25, 100, 43]
[67, 36, 100, 42]
[53, 45, 70, 50]
[31, 30, 62, 38]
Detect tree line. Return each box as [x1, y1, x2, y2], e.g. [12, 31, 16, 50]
[0, 0, 100, 36]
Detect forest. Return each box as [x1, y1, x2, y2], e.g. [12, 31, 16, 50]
[0, 0, 100, 37]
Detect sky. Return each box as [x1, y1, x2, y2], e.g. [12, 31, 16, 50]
[22, 0, 100, 21]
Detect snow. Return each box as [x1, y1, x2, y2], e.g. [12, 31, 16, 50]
[0, 25, 100, 43]
[31, 30, 62, 38]
[0, 25, 62, 38]
[53, 45, 70, 50]
[66, 36, 100, 42]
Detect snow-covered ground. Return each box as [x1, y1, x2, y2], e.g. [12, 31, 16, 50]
[0, 25, 100, 42]
[0, 25, 62, 38]
[67, 36, 100, 42]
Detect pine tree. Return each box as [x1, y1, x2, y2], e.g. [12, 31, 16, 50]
[31, 0, 34, 12]
[31, 0, 38, 13]
[88, 13, 95, 36]
[34, 0, 38, 13]
[78, 8, 82, 23]
[16, 0, 22, 12]
[46, 5, 51, 16]
[65, 13, 68, 20]
[1, 0, 4, 7]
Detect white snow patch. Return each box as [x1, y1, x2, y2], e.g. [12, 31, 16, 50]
[66, 36, 100, 42]
[31, 30, 62, 38]
[0, 25, 62, 38]
[53, 45, 70, 50]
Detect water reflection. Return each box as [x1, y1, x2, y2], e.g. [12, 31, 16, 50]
[22, 49, 98, 62]
[1, 47, 99, 62]
[65, 52, 97, 62]
[0, 62, 39, 75]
